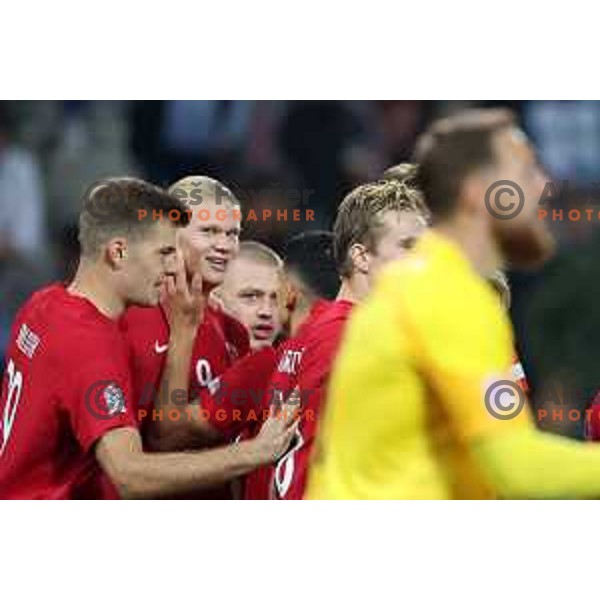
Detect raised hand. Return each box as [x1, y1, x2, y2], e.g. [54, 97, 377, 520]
[162, 252, 206, 331]
[254, 401, 300, 463]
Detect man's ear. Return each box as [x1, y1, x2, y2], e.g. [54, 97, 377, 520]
[349, 243, 370, 275]
[285, 282, 298, 313]
[462, 172, 490, 217]
[106, 238, 128, 269]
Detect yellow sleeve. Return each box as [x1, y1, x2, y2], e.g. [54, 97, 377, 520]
[474, 429, 600, 498]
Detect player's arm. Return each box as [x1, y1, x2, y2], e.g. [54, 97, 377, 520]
[472, 427, 600, 499]
[96, 407, 297, 499]
[150, 348, 278, 452]
[411, 278, 600, 499]
[144, 255, 206, 450]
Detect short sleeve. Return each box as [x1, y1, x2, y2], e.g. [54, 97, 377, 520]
[64, 346, 137, 452]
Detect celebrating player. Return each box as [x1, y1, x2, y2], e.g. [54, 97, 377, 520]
[213, 241, 283, 350]
[308, 108, 600, 500]
[183, 173, 430, 499]
[150, 231, 339, 497]
[0, 178, 297, 499]
[148, 232, 338, 472]
[120, 176, 250, 442]
[265, 174, 429, 499]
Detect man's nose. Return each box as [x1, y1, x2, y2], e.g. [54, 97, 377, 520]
[257, 298, 275, 318]
[213, 233, 233, 252]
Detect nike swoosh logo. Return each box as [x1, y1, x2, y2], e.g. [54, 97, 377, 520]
[154, 341, 169, 354]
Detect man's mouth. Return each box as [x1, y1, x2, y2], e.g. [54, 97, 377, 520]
[253, 323, 275, 340]
[206, 256, 228, 272]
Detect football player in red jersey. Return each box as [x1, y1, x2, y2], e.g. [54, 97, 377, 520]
[147, 233, 338, 440]
[168, 171, 430, 499]
[213, 241, 284, 350]
[0, 177, 297, 499]
[120, 176, 250, 438]
[267, 174, 430, 499]
[195, 231, 341, 498]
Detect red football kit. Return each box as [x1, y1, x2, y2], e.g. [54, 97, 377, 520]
[199, 345, 278, 441]
[585, 394, 600, 440]
[0, 285, 136, 499]
[120, 304, 250, 422]
[120, 303, 250, 498]
[199, 299, 354, 499]
[198, 345, 279, 499]
[261, 299, 353, 499]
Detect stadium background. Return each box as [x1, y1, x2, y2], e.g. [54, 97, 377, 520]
[1, 99, 599, 438]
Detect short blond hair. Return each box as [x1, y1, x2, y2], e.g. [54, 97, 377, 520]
[237, 240, 282, 268]
[168, 175, 240, 209]
[334, 177, 430, 277]
[381, 162, 419, 186]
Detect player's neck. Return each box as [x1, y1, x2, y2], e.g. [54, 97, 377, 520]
[289, 300, 315, 337]
[68, 261, 126, 320]
[337, 278, 362, 304]
[435, 218, 502, 278]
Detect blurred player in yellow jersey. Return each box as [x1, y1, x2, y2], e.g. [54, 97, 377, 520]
[308, 108, 600, 499]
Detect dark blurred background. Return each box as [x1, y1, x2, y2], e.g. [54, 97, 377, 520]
[2, 100, 600, 437]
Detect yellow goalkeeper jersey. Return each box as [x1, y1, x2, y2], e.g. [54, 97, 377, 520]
[306, 231, 532, 499]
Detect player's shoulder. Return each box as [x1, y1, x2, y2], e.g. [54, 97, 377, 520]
[120, 305, 166, 331]
[305, 300, 353, 344]
[376, 233, 461, 295]
[377, 233, 496, 310]
[364, 233, 511, 350]
[227, 345, 278, 382]
[15, 284, 125, 358]
[19, 284, 104, 330]
[318, 300, 354, 324]
[19, 283, 73, 314]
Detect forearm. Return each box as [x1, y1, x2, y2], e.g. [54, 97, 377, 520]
[474, 429, 600, 499]
[150, 403, 224, 451]
[145, 329, 195, 448]
[109, 438, 266, 499]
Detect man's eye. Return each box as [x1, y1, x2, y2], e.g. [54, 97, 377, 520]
[227, 230, 240, 239]
[400, 238, 417, 250]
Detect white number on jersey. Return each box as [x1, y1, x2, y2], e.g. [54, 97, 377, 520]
[273, 429, 305, 499]
[195, 359, 213, 388]
[1, 360, 24, 456]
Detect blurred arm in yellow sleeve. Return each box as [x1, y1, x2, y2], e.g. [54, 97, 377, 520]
[473, 429, 600, 498]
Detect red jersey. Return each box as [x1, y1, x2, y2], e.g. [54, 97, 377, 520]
[199, 345, 278, 440]
[250, 300, 354, 500]
[586, 393, 600, 440]
[120, 304, 250, 420]
[198, 346, 278, 500]
[0, 285, 136, 499]
[120, 303, 250, 499]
